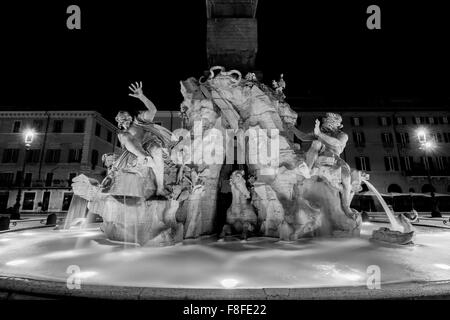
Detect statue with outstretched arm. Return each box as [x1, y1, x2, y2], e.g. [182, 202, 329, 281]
[115, 82, 172, 197]
[289, 114, 355, 220]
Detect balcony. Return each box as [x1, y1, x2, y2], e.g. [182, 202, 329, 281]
[0, 179, 72, 189]
[405, 169, 450, 177]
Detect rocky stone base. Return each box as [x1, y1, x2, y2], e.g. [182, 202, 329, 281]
[371, 227, 415, 245]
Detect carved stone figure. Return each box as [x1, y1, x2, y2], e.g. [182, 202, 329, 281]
[250, 179, 285, 238]
[115, 82, 173, 197]
[220, 170, 257, 240]
[290, 113, 356, 220]
[272, 73, 286, 100]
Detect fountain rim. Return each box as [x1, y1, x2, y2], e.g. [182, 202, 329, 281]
[1, 275, 450, 300]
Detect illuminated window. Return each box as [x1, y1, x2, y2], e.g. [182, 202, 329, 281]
[61, 193, 73, 211]
[22, 192, 35, 210]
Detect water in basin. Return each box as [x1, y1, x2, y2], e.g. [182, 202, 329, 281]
[1, 222, 449, 289]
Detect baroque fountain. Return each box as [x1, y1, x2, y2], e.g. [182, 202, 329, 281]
[0, 67, 449, 299]
[71, 66, 368, 244]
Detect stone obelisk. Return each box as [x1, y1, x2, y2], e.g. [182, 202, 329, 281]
[206, 0, 258, 73]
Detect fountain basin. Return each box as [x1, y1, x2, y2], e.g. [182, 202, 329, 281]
[1, 222, 450, 299]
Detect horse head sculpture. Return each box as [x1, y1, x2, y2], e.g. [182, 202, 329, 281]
[230, 170, 250, 199]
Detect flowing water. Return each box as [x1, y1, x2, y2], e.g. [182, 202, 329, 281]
[363, 180, 404, 232]
[63, 195, 89, 229]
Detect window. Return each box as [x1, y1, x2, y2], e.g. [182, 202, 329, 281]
[12, 121, 21, 133]
[68, 173, 77, 186]
[352, 131, 365, 147]
[25, 149, 40, 163]
[381, 133, 394, 147]
[15, 171, 22, 186]
[52, 120, 63, 133]
[32, 119, 43, 132]
[0, 173, 14, 187]
[444, 133, 449, 143]
[400, 156, 413, 171]
[428, 117, 435, 125]
[355, 156, 371, 171]
[437, 157, 447, 171]
[0, 191, 8, 211]
[106, 130, 112, 143]
[397, 132, 410, 147]
[45, 149, 61, 163]
[91, 150, 99, 169]
[441, 116, 449, 124]
[430, 133, 440, 143]
[22, 192, 35, 210]
[395, 117, 406, 125]
[62, 193, 73, 211]
[378, 116, 390, 126]
[421, 156, 434, 171]
[436, 133, 443, 143]
[68, 149, 82, 163]
[2, 149, 19, 163]
[24, 173, 32, 187]
[45, 172, 53, 187]
[413, 116, 422, 125]
[384, 156, 399, 171]
[74, 119, 85, 133]
[41, 191, 50, 211]
[95, 123, 101, 136]
[351, 117, 362, 127]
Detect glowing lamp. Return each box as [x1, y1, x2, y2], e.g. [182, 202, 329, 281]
[24, 129, 35, 148]
[416, 128, 427, 144]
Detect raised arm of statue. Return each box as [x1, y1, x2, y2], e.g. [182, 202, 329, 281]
[129, 82, 157, 121]
[287, 123, 316, 141]
[314, 120, 348, 154]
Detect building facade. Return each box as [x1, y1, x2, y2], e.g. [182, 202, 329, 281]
[295, 110, 450, 195]
[0, 110, 182, 213]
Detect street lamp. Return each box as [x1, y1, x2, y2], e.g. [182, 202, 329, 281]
[417, 129, 427, 144]
[416, 128, 441, 218]
[14, 129, 35, 213]
[24, 130, 34, 148]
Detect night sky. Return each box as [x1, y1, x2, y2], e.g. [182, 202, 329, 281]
[0, 1, 449, 121]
